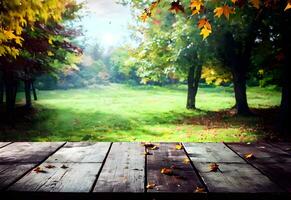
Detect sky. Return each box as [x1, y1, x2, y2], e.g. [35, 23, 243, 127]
[76, 0, 133, 49]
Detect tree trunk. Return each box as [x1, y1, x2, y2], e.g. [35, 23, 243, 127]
[186, 65, 202, 109]
[24, 80, 32, 108]
[222, 32, 252, 116]
[32, 81, 37, 101]
[4, 71, 17, 122]
[232, 67, 251, 115]
[187, 66, 195, 109]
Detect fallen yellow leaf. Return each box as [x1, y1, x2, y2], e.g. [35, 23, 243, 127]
[175, 144, 183, 150]
[183, 158, 191, 164]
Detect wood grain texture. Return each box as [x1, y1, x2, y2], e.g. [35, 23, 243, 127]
[93, 142, 144, 193]
[8, 162, 102, 192]
[268, 142, 291, 154]
[0, 142, 11, 149]
[8, 142, 111, 193]
[45, 142, 111, 163]
[184, 143, 282, 194]
[183, 143, 245, 163]
[147, 143, 204, 193]
[193, 162, 282, 193]
[226, 142, 291, 164]
[0, 163, 35, 190]
[227, 142, 291, 192]
[0, 142, 65, 163]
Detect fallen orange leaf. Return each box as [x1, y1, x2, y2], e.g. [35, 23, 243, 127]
[244, 153, 255, 159]
[146, 183, 156, 189]
[209, 163, 219, 172]
[161, 168, 173, 175]
[34, 167, 46, 173]
[45, 164, 56, 169]
[195, 186, 205, 193]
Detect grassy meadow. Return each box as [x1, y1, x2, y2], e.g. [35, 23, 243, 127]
[0, 84, 281, 142]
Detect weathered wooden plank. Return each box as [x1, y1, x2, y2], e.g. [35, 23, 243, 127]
[8, 162, 102, 192]
[268, 142, 291, 154]
[226, 142, 291, 164]
[8, 142, 111, 193]
[46, 142, 111, 163]
[0, 164, 35, 190]
[0, 142, 12, 149]
[183, 143, 245, 163]
[0, 142, 65, 163]
[254, 163, 291, 192]
[193, 162, 282, 193]
[184, 143, 282, 194]
[93, 142, 144, 193]
[147, 143, 204, 193]
[227, 142, 291, 192]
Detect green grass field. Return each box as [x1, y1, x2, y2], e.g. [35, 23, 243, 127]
[0, 84, 281, 142]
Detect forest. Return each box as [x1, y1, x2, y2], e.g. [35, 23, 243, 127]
[0, 0, 290, 142]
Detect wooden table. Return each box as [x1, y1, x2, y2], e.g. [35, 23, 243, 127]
[0, 142, 290, 200]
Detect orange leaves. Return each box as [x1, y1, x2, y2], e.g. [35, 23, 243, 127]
[140, 11, 150, 22]
[139, 0, 161, 22]
[195, 186, 206, 193]
[190, 0, 203, 15]
[45, 164, 56, 169]
[285, 0, 291, 11]
[197, 18, 212, 40]
[214, 5, 235, 19]
[146, 183, 156, 189]
[249, 0, 260, 9]
[161, 167, 174, 175]
[209, 163, 219, 172]
[33, 167, 46, 173]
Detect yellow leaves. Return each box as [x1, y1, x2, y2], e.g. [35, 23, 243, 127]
[190, 0, 203, 15]
[214, 5, 235, 19]
[200, 26, 212, 40]
[249, 0, 260, 9]
[231, 0, 238, 4]
[244, 153, 255, 159]
[197, 18, 212, 40]
[161, 168, 173, 175]
[285, 1, 291, 11]
[183, 158, 191, 164]
[209, 163, 219, 172]
[175, 143, 183, 150]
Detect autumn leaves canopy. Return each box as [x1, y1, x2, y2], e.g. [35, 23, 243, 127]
[140, 0, 291, 40]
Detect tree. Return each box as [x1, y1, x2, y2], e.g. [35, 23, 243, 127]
[0, 0, 82, 118]
[140, 0, 290, 133]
